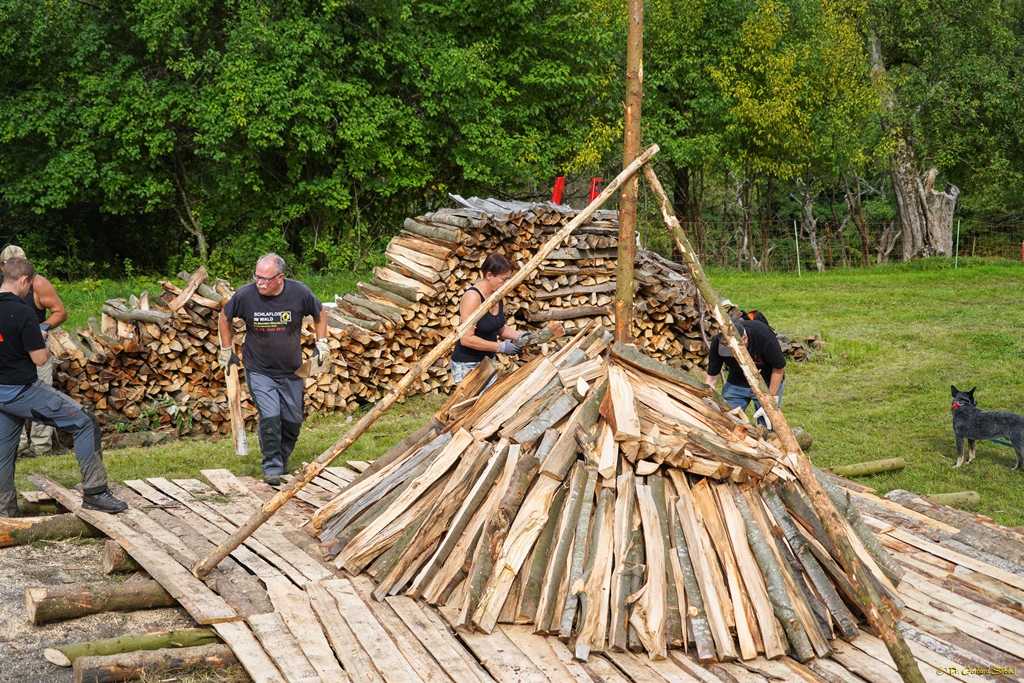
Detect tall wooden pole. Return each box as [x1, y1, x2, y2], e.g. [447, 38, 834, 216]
[643, 167, 925, 683]
[615, 0, 644, 344]
[191, 144, 661, 580]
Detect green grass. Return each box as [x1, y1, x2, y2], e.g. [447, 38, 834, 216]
[29, 258, 1024, 527]
[709, 257, 1024, 526]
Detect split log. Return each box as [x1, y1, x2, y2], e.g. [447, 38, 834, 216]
[72, 643, 236, 683]
[0, 513, 101, 548]
[26, 580, 176, 625]
[100, 304, 171, 324]
[828, 458, 905, 478]
[44, 628, 221, 667]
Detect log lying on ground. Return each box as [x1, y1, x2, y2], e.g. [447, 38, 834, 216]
[0, 513, 101, 548]
[828, 457, 906, 478]
[72, 643, 236, 683]
[103, 539, 142, 574]
[926, 491, 981, 506]
[44, 628, 221, 667]
[26, 580, 176, 625]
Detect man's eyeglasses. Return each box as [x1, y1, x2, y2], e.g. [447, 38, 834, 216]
[253, 272, 284, 284]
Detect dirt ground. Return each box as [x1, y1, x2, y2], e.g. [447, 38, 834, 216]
[0, 538, 200, 683]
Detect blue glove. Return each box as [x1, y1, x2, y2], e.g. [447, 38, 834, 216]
[497, 339, 521, 355]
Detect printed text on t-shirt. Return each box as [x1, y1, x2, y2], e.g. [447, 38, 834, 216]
[253, 311, 292, 332]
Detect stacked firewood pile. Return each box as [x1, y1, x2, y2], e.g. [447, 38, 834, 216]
[311, 327, 899, 663]
[51, 197, 814, 436]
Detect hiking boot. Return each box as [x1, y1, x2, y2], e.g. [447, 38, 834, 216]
[81, 490, 128, 514]
[263, 475, 281, 487]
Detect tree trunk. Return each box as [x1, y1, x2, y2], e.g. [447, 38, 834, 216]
[102, 539, 141, 574]
[26, 581, 176, 625]
[616, 0, 644, 343]
[794, 179, 825, 272]
[870, 31, 960, 261]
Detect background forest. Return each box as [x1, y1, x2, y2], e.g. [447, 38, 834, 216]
[1, 0, 1022, 281]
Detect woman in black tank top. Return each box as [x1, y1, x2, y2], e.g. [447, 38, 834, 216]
[450, 253, 526, 384]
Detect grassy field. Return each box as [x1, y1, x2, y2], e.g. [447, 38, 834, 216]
[23, 258, 1024, 526]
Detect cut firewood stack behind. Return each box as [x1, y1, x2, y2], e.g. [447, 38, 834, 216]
[50, 197, 809, 436]
[311, 328, 901, 663]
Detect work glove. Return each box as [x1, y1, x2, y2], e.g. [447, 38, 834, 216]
[516, 331, 535, 348]
[311, 338, 331, 375]
[497, 339, 521, 355]
[218, 346, 239, 370]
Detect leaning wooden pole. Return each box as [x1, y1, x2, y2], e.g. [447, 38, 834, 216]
[643, 166, 924, 683]
[191, 144, 660, 579]
[614, 0, 644, 344]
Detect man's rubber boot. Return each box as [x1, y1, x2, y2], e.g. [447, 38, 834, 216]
[280, 420, 302, 474]
[0, 491, 21, 517]
[258, 415, 284, 476]
[82, 488, 128, 513]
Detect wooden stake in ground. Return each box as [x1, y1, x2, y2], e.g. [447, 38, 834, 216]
[644, 166, 925, 683]
[614, 0, 645, 344]
[191, 144, 661, 580]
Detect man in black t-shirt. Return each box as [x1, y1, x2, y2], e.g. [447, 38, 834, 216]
[219, 253, 328, 486]
[0, 258, 126, 516]
[705, 317, 786, 426]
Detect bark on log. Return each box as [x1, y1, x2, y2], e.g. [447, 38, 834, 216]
[72, 643, 236, 683]
[26, 580, 176, 625]
[100, 304, 171, 324]
[102, 539, 141, 574]
[828, 457, 905, 478]
[44, 628, 220, 667]
[0, 513, 101, 548]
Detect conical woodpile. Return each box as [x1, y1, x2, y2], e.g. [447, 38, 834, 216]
[312, 327, 901, 663]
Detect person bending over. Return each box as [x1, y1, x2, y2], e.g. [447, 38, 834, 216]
[705, 316, 786, 426]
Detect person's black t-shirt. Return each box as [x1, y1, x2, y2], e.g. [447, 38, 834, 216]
[222, 280, 323, 378]
[0, 292, 46, 385]
[706, 319, 786, 388]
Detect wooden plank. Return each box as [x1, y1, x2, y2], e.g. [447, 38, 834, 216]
[324, 578, 425, 683]
[828, 640, 905, 683]
[846, 630, 962, 683]
[351, 576, 455, 683]
[631, 482, 668, 658]
[123, 479, 288, 584]
[888, 528, 1024, 592]
[388, 596, 491, 683]
[668, 652, 734, 683]
[604, 651, 672, 682]
[419, 606, 497, 683]
[213, 621, 287, 683]
[27, 475, 238, 625]
[500, 626, 590, 683]
[149, 477, 332, 585]
[842, 488, 959, 534]
[437, 608, 549, 683]
[902, 570, 1024, 640]
[265, 578, 351, 683]
[247, 611, 322, 683]
[307, 581, 386, 683]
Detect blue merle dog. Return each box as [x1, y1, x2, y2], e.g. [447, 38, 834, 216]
[951, 385, 1024, 469]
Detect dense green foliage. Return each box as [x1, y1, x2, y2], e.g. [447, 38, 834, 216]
[0, 0, 1021, 278]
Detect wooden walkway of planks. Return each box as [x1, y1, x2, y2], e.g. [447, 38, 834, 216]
[25, 463, 1024, 683]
